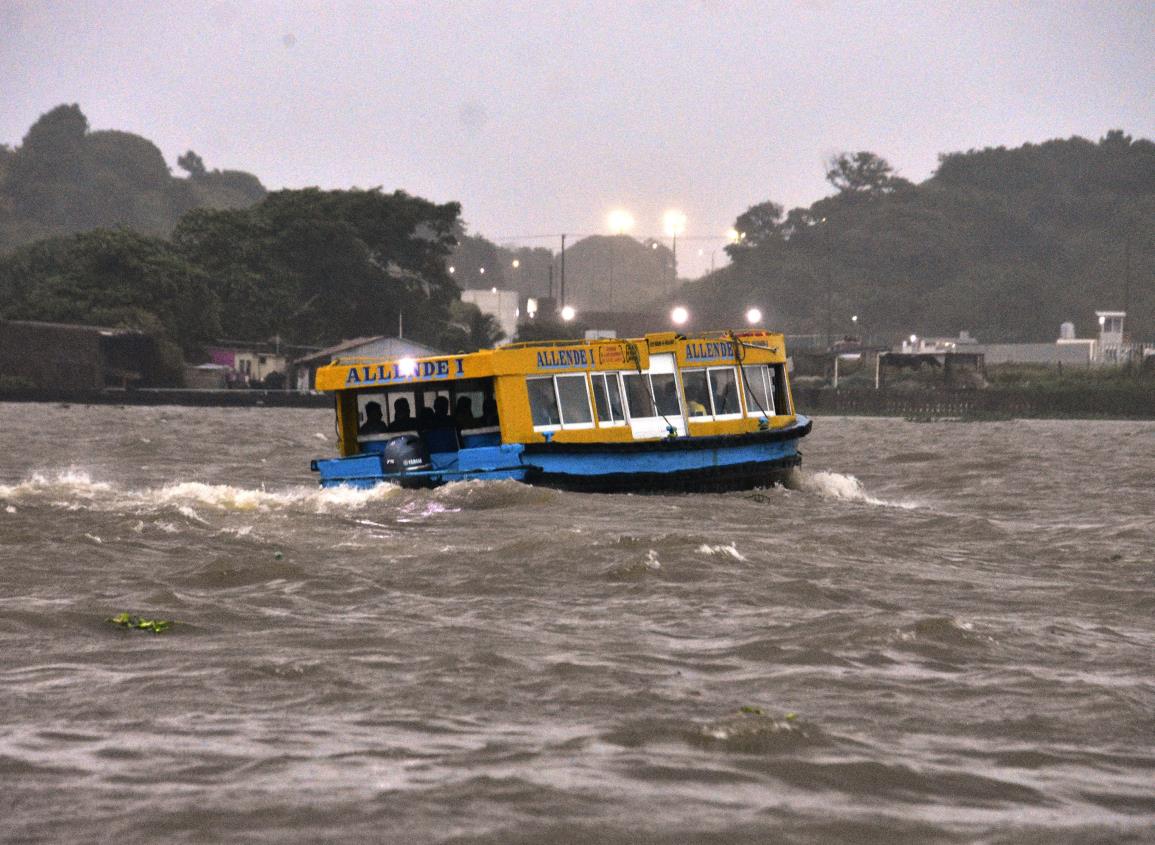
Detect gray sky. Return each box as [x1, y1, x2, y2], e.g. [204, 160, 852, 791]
[2, 0, 1152, 277]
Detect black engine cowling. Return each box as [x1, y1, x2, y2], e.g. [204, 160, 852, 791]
[381, 434, 432, 474]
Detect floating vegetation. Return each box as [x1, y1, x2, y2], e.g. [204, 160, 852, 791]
[107, 612, 173, 634]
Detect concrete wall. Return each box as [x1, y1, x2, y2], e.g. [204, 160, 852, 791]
[0, 320, 105, 390]
[971, 343, 1093, 365]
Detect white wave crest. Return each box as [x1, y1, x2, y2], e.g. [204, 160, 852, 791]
[0, 469, 113, 500]
[0, 468, 401, 515]
[152, 480, 400, 513]
[697, 543, 747, 561]
[796, 470, 919, 509]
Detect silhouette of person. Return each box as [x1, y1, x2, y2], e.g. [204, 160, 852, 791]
[388, 397, 413, 431]
[454, 396, 476, 428]
[432, 395, 452, 425]
[481, 396, 499, 426]
[359, 401, 389, 434]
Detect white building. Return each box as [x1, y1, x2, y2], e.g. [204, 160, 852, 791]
[1095, 311, 1127, 363]
[290, 336, 442, 391]
[461, 288, 519, 346]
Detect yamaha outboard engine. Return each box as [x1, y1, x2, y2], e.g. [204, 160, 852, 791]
[381, 434, 432, 475]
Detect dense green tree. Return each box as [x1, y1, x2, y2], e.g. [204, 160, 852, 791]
[726, 200, 785, 260]
[0, 228, 219, 350]
[824, 151, 912, 196]
[173, 187, 462, 347]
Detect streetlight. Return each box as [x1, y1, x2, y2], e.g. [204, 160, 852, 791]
[663, 210, 687, 287]
[671, 306, 689, 326]
[607, 209, 634, 235]
[745, 307, 762, 325]
[561, 305, 576, 322]
[851, 314, 859, 342]
[606, 209, 634, 308]
[511, 259, 520, 269]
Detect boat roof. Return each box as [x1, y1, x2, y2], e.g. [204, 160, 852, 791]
[314, 329, 787, 392]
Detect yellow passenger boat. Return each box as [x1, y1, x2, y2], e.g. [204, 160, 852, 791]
[310, 329, 811, 492]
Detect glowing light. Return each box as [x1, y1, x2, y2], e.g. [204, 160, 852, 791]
[745, 307, 762, 324]
[491, 287, 497, 293]
[726, 228, 744, 243]
[479, 267, 485, 274]
[607, 209, 635, 234]
[663, 210, 687, 238]
[852, 314, 858, 324]
[448, 265, 455, 273]
[909, 334, 918, 344]
[512, 259, 520, 268]
[527, 298, 538, 317]
[398, 357, 418, 377]
[561, 305, 576, 321]
[671, 306, 689, 325]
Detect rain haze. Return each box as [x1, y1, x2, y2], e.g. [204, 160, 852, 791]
[2, 0, 1152, 277]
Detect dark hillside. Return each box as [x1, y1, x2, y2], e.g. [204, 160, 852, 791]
[682, 133, 1154, 343]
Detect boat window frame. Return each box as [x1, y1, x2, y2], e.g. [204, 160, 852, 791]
[706, 365, 744, 419]
[527, 373, 596, 432]
[621, 371, 657, 421]
[554, 373, 595, 429]
[741, 364, 776, 418]
[680, 366, 744, 420]
[679, 368, 712, 419]
[527, 375, 562, 431]
[590, 371, 627, 427]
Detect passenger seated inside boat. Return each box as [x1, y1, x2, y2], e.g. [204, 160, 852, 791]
[417, 405, 435, 429]
[454, 396, 476, 428]
[388, 398, 413, 432]
[481, 397, 499, 426]
[359, 401, 389, 434]
[432, 396, 452, 426]
[686, 386, 708, 416]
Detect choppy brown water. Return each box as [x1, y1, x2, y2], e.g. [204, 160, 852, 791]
[1, 403, 1153, 843]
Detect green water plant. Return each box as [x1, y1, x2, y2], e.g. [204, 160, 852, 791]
[107, 612, 173, 634]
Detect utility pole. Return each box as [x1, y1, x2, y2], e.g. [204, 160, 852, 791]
[560, 233, 567, 309]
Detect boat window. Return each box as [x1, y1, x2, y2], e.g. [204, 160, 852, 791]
[771, 364, 790, 414]
[650, 373, 681, 417]
[681, 369, 710, 417]
[707, 367, 742, 417]
[556, 374, 594, 427]
[527, 376, 561, 428]
[622, 372, 655, 419]
[591, 372, 626, 425]
[742, 365, 775, 417]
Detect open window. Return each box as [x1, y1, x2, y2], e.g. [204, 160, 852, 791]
[590, 372, 627, 426]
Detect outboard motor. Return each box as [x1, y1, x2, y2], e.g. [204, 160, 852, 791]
[381, 434, 432, 475]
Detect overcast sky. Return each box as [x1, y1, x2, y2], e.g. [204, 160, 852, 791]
[2, 0, 1152, 277]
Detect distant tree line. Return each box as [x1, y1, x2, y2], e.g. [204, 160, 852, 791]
[685, 133, 1154, 343]
[0, 104, 265, 252]
[0, 106, 504, 375]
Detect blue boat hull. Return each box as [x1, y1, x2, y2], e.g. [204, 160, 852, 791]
[312, 417, 811, 493]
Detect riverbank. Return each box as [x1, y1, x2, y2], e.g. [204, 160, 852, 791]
[793, 383, 1155, 419]
[0, 387, 330, 408]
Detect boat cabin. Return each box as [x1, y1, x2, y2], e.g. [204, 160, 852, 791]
[314, 330, 796, 462]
